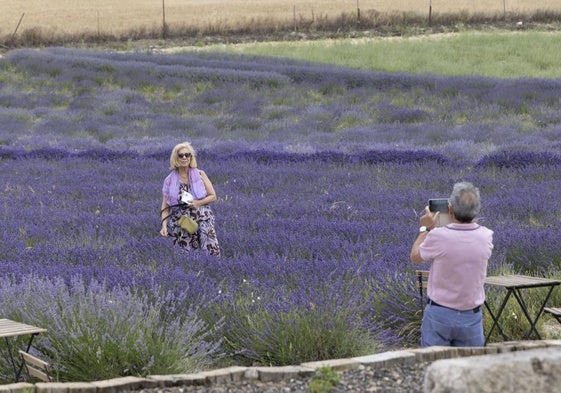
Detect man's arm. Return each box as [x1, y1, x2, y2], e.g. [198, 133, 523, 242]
[410, 206, 438, 264]
[410, 231, 428, 264]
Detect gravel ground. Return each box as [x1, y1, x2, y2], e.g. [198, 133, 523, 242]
[138, 362, 429, 393]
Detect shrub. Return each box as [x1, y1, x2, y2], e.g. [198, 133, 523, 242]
[219, 278, 379, 366]
[0, 275, 223, 382]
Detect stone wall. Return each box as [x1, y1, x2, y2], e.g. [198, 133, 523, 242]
[2, 340, 560, 393]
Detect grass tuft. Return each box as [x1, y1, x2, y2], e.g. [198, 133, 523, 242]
[309, 366, 341, 393]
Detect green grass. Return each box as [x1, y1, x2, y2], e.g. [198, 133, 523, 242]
[309, 366, 341, 393]
[199, 30, 561, 78]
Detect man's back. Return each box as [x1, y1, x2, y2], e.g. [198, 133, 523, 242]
[420, 222, 493, 311]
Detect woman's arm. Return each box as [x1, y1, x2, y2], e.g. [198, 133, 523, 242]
[160, 193, 169, 236]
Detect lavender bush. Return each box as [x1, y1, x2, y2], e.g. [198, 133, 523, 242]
[1, 48, 561, 380]
[0, 275, 221, 381]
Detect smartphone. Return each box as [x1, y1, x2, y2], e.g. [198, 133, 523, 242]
[429, 198, 451, 226]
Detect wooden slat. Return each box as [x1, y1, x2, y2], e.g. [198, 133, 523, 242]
[544, 307, 561, 316]
[415, 270, 429, 308]
[484, 275, 561, 289]
[19, 351, 52, 382]
[0, 319, 47, 338]
[20, 351, 48, 368]
[28, 367, 50, 382]
[415, 270, 429, 289]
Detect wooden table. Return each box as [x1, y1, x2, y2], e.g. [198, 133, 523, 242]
[0, 319, 47, 382]
[484, 275, 561, 344]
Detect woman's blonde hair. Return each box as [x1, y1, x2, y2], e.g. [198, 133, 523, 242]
[169, 141, 198, 170]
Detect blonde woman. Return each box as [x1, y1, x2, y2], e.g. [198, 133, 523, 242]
[160, 142, 220, 255]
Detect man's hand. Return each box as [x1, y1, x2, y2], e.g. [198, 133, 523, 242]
[420, 206, 438, 230]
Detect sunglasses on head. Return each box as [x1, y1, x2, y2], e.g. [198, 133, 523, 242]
[177, 153, 191, 159]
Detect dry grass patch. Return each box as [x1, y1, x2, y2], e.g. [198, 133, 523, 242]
[2, 0, 560, 36]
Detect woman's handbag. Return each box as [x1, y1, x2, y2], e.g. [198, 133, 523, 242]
[178, 215, 198, 235]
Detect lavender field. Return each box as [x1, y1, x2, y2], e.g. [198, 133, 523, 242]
[1, 47, 561, 381]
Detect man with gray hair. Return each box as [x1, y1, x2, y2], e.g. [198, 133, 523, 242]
[410, 182, 493, 347]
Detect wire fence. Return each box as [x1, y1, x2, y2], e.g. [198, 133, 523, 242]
[1, 1, 560, 42]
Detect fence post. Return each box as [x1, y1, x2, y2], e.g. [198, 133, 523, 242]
[10, 13, 25, 43]
[97, 11, 101, 40]
[162, 0, 167, 39]
[357, 0, 361, 24]
[428, 0, 432, 26]
[293, 5, 297, 32]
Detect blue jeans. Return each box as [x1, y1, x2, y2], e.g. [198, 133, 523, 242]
[421, 303, 484, 347]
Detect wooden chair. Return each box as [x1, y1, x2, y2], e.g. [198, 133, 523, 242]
[544, 307, 561, 325]
[415, 270, 430, 308]
[19, 350, 53, 382]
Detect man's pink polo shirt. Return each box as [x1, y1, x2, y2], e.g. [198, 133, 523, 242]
[418, 222, 494, 311]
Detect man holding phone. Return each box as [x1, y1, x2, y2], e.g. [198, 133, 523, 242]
[410, 181, 493, 347]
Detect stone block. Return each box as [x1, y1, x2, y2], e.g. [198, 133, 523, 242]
[454, 347, 489, 357]
[425, 347, 561, 393]
[147, 373, 207, 387]
[540, 339, 561, 347]
[487, 340, 550, 354]
[36, 382, 96, 393]
[352, 350, 417, 368]
[300, 358, 361, 372]
[200, 366, 247, 384]
[243, 368, 259, 381]
[0, 383, 34, 393]
[409, 346, 458, 361]
[255, 366, 315, 383]
[91, 376, 156, 393]
[482, 346, 500, 355]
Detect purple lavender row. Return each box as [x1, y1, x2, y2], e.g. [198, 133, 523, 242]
[2, 153, 561, 352]
[1, 49, 561, 161]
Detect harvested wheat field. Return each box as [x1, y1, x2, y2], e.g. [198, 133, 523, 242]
[1, 0, 560, 37]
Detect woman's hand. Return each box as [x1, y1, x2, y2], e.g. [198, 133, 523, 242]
[189, 200, 202, 209]
[160, 224, 168, 237]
